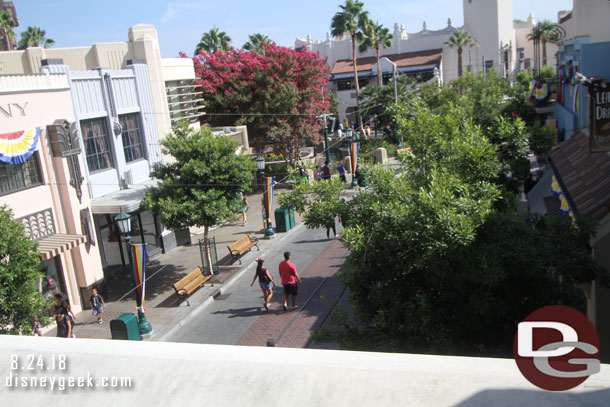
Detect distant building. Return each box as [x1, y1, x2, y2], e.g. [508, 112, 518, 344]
[296, 0, 552, 124]
[0, 26, 205, 297]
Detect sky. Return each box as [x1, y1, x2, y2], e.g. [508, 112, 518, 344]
[13, 0, 574, 58]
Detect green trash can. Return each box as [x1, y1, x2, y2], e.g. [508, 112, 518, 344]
[110, 313, 141, 341]
[274, 208, 290, 233]
[288, 208, 296, 229]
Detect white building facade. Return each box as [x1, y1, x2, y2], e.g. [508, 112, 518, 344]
[296, 0, 551, 123]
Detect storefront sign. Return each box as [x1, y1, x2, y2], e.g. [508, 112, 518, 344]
[0, 102, 28, 118]
[590, 89, 610, 152]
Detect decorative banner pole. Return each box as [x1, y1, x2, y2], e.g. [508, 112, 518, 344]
[264, 176, 275, 237]
[350, 142, 360, 187]
[131, 243, 152, 335]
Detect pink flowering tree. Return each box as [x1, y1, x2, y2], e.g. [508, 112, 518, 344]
[185, 44, 331, 164]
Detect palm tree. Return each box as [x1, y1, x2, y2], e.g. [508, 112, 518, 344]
[194, 27, 232, 55]
[17, 26, 54, 49]
[331, 0, 369, 130]
[444, 29, 477, 77]
[0, 11, 16, 51]
[243, 33, 272, 53]
[527, 20, 559, 66]
[359, 20, 393, 87]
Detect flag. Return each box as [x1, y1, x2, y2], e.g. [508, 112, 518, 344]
[0, 127, 40, 165]
[264, 176, 275, 221]
[131, 243, 147, 312]
[551, 175, 562, 196]
[531, 81, 549, 101]
[350, 142, 360, 174]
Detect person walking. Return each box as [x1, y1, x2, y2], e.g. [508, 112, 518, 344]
[52, 294, 76, 323]
[240, 192, 249, 226]
[322, 161, 332, 180]
[337, 163, 347, 182]
[55, 312, 73, 338]
[250, 258, 275, 310]
[90, 288, 106, 324]
[279, 251, 302, 311]
[314, 164, 322, 181]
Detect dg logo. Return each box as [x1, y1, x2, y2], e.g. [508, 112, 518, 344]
[513, 305, 600, 391]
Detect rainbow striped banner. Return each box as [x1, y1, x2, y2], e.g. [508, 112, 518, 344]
[350, 142, 360, 174]
[131, 243, 147, 311]
[264, 177, 275, 221]
[0, 127, 40, 165]
[573, 84, 579, 113]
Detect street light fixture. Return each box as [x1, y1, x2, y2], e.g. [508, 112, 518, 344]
[380, 57, 402, 147]
[256, 155, 265, 192]
[114, 210, 152, 336]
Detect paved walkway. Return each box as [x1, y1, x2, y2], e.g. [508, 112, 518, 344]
[235, 238, 348, 348]
[43, 188, 306, 341]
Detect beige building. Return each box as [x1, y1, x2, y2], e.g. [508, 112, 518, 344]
[0, 72, 104, 313]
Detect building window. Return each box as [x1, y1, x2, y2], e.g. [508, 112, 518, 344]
[0, 152, 43, 195]
[81, 118, 114, 172]
[485, 60, 494, 72]
[337, 80, 353, 91]
[119, 113, 145, 162]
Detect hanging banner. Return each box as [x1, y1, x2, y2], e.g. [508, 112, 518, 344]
[531, 81, 549, 101]
[0, 127, 40, 164]
[264, 176, 275, 221]
[350, 142, 360, 173]
[131, 243, 148, 312]
[573, 84, 580, 113]
[551, 175, 562, 196]
[590, 87, 610, 152]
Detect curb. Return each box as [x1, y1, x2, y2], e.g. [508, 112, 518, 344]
[155, 222, 306, 342]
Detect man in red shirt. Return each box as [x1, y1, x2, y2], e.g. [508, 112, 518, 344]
[278, 251, 302, 311]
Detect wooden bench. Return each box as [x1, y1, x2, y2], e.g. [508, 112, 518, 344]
[173, 267, 213, 306]
[227, 234, 259, 264]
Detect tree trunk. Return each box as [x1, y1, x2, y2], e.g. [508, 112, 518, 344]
[376, 45, 382, 87]
[457, 47, 463, 77]
[542, 39, 547, 67]
[352, 34, 365, 132]
[203, 225, 214, 276]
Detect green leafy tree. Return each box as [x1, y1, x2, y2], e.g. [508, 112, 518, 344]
[0, 11, 16, 51]
[278, 178, 344, 232]
[143, 122, 255, 274]
[358, 20, 393, 87]
[17, 26, 54, 49]
[0, 205, 49, 335]
[444, 28, 477, 77]
[242, 33, 272, 53]
[194, 27, 232, 55]
[360, 75, 414, 131]
[331, 0, 369, 130]
[528, 20, 559, 66]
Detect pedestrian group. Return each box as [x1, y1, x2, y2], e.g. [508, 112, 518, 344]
[251, 251, 302, 311]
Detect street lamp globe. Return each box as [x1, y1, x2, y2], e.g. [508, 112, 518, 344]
[346, 128, 353, 140]
[114, 210, 131, 235]
[256, 155, 265, 171]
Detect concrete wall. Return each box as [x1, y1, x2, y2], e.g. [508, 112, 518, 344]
[562, 0, 610, 44]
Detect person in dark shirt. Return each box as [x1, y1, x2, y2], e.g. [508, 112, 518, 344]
[322, 161, 332, 180]
[250, 258, 275, 310]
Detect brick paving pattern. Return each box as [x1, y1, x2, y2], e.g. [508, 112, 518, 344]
[236, 238, 349, 347]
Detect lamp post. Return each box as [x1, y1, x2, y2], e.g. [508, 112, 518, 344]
[256, 155, 265, 192]
[347, 128, 358, 187]
[114, 210, 152, 336]
[381, 57, 402, 147]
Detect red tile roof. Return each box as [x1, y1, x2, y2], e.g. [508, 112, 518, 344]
[549, 132, 610, 220]
[331, 49, 442, 75]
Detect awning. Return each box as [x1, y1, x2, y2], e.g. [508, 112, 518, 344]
[91, 179, 158, 214]
[38, 234, 86, 260]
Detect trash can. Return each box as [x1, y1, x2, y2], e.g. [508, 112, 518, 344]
[110, 313, 141, 341]
[274, 208, 290, 233]
[288, 208, 296, 229]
